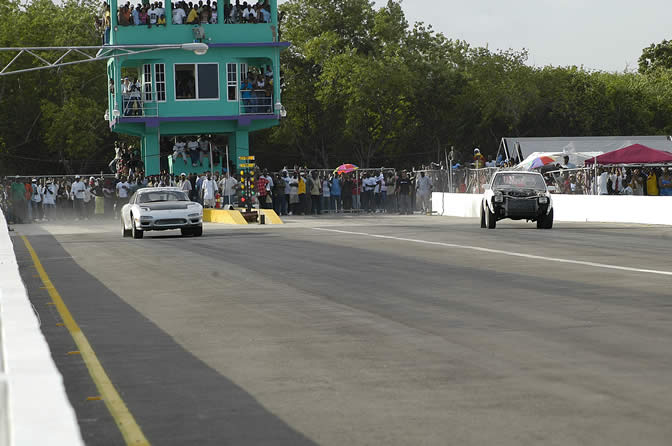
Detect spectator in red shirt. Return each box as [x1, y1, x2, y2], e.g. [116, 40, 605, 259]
[256, 174, 269, 208]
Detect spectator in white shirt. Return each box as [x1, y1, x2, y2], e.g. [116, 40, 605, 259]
[71, 175, 87, 220]
[561, 155, 576, 169]
[172, 3, 186, 23]
[179, 173, 193, 195]
[148, 5, 158, 25]
[200, 173, 219, 208]
[218, 174, 238, 207]
[598, 169, 609, 195]
[416, 171, 433, 214]
[42, 180, 57, 221]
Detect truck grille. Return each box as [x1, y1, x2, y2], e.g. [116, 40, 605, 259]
[506, 199, 536, 214]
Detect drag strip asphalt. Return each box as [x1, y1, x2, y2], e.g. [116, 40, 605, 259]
[11, 215, 672, 446]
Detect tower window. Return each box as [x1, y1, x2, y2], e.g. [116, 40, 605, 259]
[175, 63, 219, 100]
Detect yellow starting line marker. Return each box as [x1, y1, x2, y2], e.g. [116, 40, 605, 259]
[22, 236, 150, 446]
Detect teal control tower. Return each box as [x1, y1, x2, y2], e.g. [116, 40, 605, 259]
[104, 1, 288, 174]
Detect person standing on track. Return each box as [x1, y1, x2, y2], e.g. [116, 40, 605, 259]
[70, 175, 87, 221]
[416, 171, 433, 214]
[201, 172, 218, 208]
[115, 176, 131, 218]
[395, 171, 412, 215]
[10, 176, 27, 224]
[178, 172, 193, 197]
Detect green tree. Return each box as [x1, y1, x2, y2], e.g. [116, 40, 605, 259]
[638, 40, 672, 74]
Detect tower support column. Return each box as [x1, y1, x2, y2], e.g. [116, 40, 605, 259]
[141, 129, 161, 175]
[229, 131, 249, 169]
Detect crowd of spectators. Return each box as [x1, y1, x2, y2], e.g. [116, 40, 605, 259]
[171, 136, 222, 167]
[100, 0, 272, 33]
[241, 66, 274, 113]
[594, 166, 672, 196]
[108, 142, 145, 176]
[178, 167, 434, 216]
[0, 166, 437, 225]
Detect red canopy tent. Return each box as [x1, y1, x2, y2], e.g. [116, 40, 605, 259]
[585, 144, 672, 165]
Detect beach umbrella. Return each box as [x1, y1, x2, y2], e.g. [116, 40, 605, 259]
[529, 155, 556, 169]
[334, 163, 359, 174]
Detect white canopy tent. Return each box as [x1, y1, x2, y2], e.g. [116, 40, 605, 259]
[499, 136, 672, 165]
[514, 151, 603, 170]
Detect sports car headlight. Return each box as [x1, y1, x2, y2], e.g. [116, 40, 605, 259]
[139, 206, 151, 212]
[493, 193, 503, 203]
[188, 213, 200, 217]
[538, 196, 549, 204]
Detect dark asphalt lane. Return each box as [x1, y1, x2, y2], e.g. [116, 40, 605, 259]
[11, 216, 672, 445]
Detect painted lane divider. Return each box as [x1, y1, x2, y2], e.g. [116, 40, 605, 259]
[311, 227, 672, 277]
[21, 236, 151, 446]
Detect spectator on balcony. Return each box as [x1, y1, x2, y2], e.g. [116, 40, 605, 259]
[172, 139, 187, 164]
[139, 5, 148, 23]
[118, 5, 131, 26]
[226, 0, 237, 22]
[147, 4, 158, 26]
[130, 4, 139, 24]
[155, 2, 165, 18]
[129, 83, 142, 115]
[198, 3, 210, 23]
[172, 2, 186, 23]
[188, 139, 201, 167]
[242, 2, 256, 22]
[210, 2, 218, 22]
[259, 2, 270, 22]
[186, 3, 198, 23]
[103, 3, 111, 43]
[241, 75, 254, 113]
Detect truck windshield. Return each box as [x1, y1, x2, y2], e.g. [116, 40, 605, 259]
[493, 174, 546, 190]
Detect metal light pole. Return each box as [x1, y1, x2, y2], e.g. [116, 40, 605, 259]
[0, 43, 208, 77]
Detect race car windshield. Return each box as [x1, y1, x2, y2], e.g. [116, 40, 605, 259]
[493, 174, 546, 190]
[138, 191, 190, 203]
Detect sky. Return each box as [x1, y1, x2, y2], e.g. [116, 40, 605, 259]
[372, 0, 670, 72]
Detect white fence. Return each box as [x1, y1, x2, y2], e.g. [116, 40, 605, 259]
[432, 192, 672, 226]
[0, 212, 84, 446]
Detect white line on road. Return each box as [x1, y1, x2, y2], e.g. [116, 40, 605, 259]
[312, 227, 672, 277]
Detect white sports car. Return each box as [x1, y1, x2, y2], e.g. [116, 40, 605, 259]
[481, 171, 553, 229]
[121, 187, 203, 239]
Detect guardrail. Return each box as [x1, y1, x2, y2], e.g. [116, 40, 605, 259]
[432, 192, 672, 226]
[0, 212, 84, 446]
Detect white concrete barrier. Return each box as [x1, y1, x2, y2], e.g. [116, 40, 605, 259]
[0, 212, 84, 446]
[432, 192, 672, 226]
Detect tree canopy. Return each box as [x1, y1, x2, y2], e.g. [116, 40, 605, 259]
[1, 0, 672, 174]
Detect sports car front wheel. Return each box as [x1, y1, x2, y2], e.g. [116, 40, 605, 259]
[121, 218, 131, 237]
[131, 217, 144, 239]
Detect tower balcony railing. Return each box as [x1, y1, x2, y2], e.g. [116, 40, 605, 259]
[239, 90, 273, 115]
[109, 91, 160, 118]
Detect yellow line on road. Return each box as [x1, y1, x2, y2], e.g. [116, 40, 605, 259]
[21, 236, 150, 446]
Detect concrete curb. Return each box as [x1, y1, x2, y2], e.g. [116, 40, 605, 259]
[0, 211, 84, 446]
